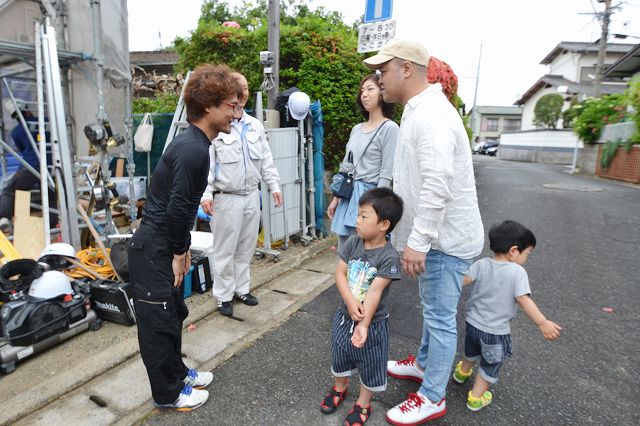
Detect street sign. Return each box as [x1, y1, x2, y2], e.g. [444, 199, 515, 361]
[357, 19, 396, 53]
[364, 0, 393, 23]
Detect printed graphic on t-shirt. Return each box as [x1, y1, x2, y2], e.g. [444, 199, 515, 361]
[347, 258, 377, 302]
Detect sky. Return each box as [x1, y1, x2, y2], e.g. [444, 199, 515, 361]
[128, 0, 640, 108]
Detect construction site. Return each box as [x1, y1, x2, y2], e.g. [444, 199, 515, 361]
[0, 0, 327, 406]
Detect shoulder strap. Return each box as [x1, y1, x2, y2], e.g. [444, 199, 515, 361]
[352, 119, 390, 174]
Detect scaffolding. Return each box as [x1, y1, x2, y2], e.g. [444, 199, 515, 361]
[0, 0, 135, 254]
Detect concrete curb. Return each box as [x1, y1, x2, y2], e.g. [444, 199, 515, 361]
[2, 236, 336, 425]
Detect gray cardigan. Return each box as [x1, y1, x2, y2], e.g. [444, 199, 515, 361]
[343, 120, 399, 187]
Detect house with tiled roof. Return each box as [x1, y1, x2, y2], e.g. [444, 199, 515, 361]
[515, 41, 633, 130]
[498, 41, 635, 165]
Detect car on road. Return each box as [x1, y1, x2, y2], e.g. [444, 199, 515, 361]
[478, 140, 498, 156]
[472, 142, 485, 154]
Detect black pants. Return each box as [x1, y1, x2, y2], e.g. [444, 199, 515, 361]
[0, 167, 58, 225]
[129, 220, 189, 404]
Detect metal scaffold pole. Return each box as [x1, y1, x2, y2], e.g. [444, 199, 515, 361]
[41, 21, 81, 248]
[35, 21, 50, 246]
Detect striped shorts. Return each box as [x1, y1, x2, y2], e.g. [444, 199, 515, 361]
[330, 310, 389, 391]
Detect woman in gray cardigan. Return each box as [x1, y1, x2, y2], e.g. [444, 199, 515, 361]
[327, 74, 399, 248]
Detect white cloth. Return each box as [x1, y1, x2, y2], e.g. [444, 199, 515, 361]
[201, 111, 280, 201]
[391, 83, 484, 259]
[209, 190, 261, 302]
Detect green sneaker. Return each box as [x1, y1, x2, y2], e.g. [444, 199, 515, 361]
[466, 390, 493, 411]
[452, 361, 472, 384]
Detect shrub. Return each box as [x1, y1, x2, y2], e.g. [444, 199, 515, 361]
[572, 93, 628, 143]
[624, 74, 640, 143]
[533, 93, 564, 128]
[172, 1, 464, 171]
[132, 93, 179, 114]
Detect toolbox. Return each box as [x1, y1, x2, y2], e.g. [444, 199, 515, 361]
[88, 279, 136, 326]
[190, 255, 213, 294]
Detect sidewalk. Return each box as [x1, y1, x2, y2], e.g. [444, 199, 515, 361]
[1, 236, 336, 426]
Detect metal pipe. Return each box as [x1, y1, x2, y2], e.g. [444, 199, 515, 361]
[0, 136, 55, 190]
[90, 0, 106, 120]
[2, 78, 43, 169]
[305, 115, 316, 238]
[35, 21, 51, 245]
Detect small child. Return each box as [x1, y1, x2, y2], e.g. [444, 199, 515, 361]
[320, 187, 403, 425]
[453, 220, 561, 411]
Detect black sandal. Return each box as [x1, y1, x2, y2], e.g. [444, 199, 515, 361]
[344, 404, 371, 426]
[320, 386, 348, 414]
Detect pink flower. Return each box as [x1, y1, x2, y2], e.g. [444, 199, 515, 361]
[222, 21, 240, 29]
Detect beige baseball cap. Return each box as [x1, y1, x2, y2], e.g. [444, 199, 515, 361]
[363, 39, 430, 69]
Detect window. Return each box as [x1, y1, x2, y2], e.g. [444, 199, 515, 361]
[580, 66, 596, 82]
[485, 118, 499, 132]
[504, 119, 521, 131]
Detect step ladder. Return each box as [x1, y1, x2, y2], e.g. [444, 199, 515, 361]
[163, 70, 192, 154]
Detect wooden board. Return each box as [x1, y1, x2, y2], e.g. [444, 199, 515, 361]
[13, 190, 45, 260]
[115, 158, 125, 177]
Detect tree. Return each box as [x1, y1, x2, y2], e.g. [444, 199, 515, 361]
[172, 0, 465, 169]
[533, 93, 564, 129]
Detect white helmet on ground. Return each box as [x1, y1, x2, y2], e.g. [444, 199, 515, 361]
[39, 243, 77, 260]
[29, 271, 73, 299]
[287, 91, 310, 120]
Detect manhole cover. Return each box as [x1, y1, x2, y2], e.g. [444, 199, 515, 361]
[542, 183, 603, 192]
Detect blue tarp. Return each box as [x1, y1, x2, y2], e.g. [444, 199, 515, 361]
[310, 100, 326, 236]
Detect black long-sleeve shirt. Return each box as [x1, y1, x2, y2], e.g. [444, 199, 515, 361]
[142, 124, 210, 255]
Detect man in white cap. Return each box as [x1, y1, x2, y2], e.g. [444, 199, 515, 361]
[363, 39, 484, 424]
[200, 72, 283, 317]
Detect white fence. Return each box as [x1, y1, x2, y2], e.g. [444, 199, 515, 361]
[498, 129, 583, 164]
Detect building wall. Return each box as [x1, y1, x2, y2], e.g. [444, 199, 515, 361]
[476, 115, 522, 142]
[548, 52, 580, 80]
[0, 0, 41, 43]
[1, 1, 129, 157]
[520, 87, 567, 130]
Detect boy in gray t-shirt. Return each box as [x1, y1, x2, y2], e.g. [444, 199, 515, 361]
[320, 188, 402, 426]
[452, 221, 562, 412]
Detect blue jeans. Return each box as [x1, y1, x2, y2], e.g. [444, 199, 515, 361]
[416, 250, 471, 402]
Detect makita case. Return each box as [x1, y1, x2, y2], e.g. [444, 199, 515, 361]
[88, 279, 136, 326]
[190, 256, 213, 294]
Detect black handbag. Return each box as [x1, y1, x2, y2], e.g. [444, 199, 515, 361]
[330, 120, 389, 199]
[330, 168, 354, 199]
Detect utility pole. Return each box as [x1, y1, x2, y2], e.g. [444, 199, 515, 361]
[470, 41, 483, 141]
[593, 0, 611, 97]
[267, 0, 280, 109]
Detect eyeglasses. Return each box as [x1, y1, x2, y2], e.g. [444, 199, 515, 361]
[222, 102, 244, 113]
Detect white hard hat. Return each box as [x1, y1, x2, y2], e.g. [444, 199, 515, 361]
[28, 270, 73, 299]
[39, 243, 78, 260]
[288, 91, 310, 120]
[4, 98, 27, 118]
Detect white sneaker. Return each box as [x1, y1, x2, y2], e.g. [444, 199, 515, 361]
[387, 354, 424, 383]
[183, 368, 213, 388]
[386, 393, 446, 425]
[154, 385, 209, 411]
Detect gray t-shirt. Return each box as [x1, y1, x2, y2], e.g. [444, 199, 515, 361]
[338, 235, 401, 322]
[465, 258, 531, 335]
[343, 120, 399, 187]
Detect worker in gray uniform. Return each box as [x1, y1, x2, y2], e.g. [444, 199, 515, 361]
[200, 72, 282, 317]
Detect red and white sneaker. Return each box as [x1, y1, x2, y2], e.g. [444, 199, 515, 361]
[386, 393, 446, 425]
[387, 354, 424, 383]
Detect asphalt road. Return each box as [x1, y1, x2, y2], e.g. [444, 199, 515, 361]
[144, 156, 639, 425]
